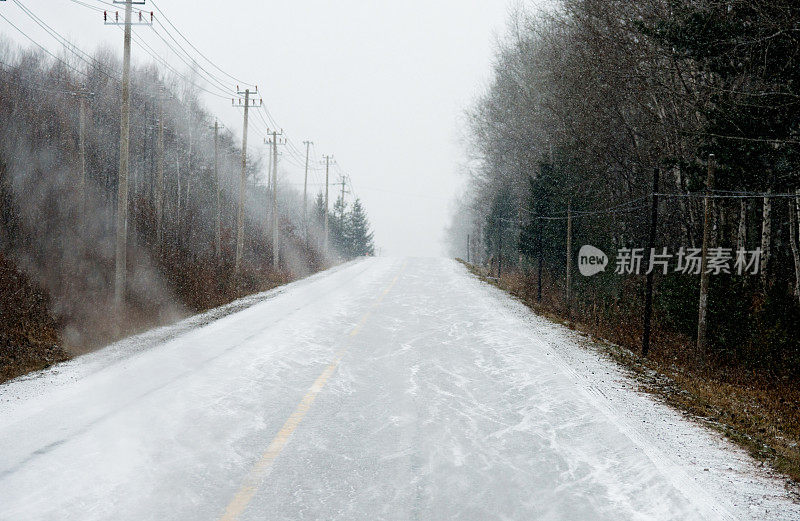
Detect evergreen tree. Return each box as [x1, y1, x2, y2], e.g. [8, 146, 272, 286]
[347, 198, 374, 257]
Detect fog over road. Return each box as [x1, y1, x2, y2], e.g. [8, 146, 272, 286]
[0, 258, 797, 520]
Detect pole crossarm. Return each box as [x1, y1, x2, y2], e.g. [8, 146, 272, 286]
[104, 9, 153, 26]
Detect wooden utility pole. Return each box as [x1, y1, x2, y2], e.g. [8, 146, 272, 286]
[234, 87, 259, 274]
[303, 140, 312, 248]
[266, 144, 272, 192]
[497, 223, 502, 276]
[264, 131, 285, 270]
[322, 155, 333, 254]
[790, 193, 800, 302]
[335, 175, 349, 227]
[113, 0, 133, 314]
[211, 119, 222, 262]
[642, 167, 660, 357]
[175, 137, 182, 237]
[697, 154, 715, 358]
[537, 219, 543, 302]
[185, 123, 193, 226]
[790, 189, 800, 304]
[155, 94, 164, 249]
[270, 131, 283, 270]
[565, 198, 572, 316]
[77, 92, 87, 221]
[536, 164, 545, 302]
[104, 2, 152, 313]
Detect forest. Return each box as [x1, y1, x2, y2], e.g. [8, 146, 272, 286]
[448, 0, 800, 471]
[0, 35, 374, 381]
[450, 0, 799, 373]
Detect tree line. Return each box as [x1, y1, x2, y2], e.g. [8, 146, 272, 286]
[313, 192, 375, 259]
[0, 38, 375, 350]
[448, 0, 800, 375]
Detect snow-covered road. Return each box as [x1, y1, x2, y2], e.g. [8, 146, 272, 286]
[0, 258, 797, 520]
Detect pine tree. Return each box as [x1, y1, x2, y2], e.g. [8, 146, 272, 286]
[347, 198, 374, 257]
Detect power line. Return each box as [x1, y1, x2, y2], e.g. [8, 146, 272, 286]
[0, 10, 91, 80]
[63, 0, 232, 100]
[14, 0, 121, 83]
[66, 0, 105, 13]
[656, 191, 799, 199]
[149, 0, 255, 88]
[150, 20, 233, 95]
[146, 23, 233, 97]
[128, 30, 228, 99]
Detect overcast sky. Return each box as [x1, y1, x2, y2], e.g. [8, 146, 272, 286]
[1, 0, 519, 256]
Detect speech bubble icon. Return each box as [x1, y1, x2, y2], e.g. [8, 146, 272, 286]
[578, 245, 608, 276]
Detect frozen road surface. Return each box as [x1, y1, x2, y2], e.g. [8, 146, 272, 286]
[1, 258, 797, 520]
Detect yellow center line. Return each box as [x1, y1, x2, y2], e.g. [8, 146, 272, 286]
[218, 261, 407, 521]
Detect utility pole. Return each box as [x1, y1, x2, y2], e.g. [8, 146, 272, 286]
[537, 217, 543, 302]
[273, 133, 278, 270]
[155, 91, 164, 250]
[265, 130, 285, 270]
[332, 174, 350, 257]
[334, 175, 349, 226]
[565, 198, 572, 317]
[266, 144, 272, 192]
[209, 119, 223, 263]
[322, 155, 333, 255]
[113, 0, 131, 315]
[77, 91, 87, 221]
[175, 134, 182, 238]
[303, 140, 312, 248]
[466, 234, 470, 263]
[71, 87, 94, 224]
[496, 217, 502, 277]
[104, 1, 152, 316]
[642, 167, 660, 357]
[233, 86, 261, 274]
[697, 154, 715, 359]
[536, 164, 545, 302]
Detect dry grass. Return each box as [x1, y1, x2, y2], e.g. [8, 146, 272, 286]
[460, 260, 800, 487]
